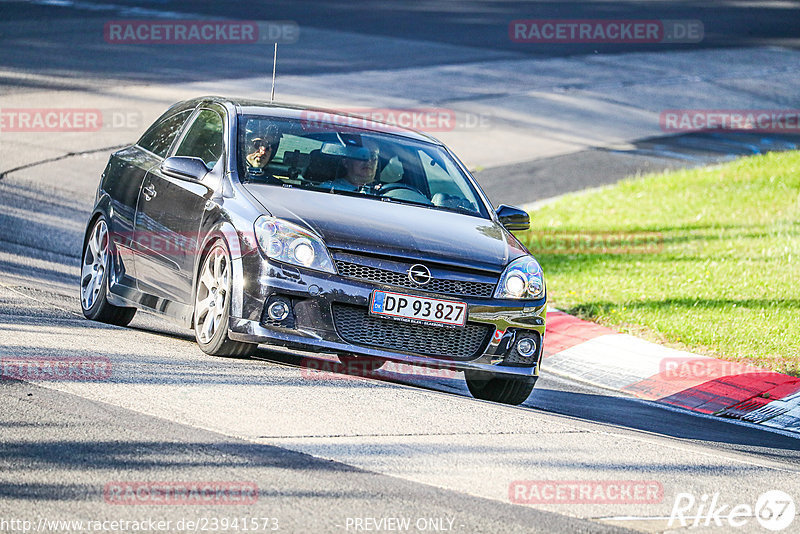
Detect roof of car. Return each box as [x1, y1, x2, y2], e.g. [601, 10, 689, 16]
[187, 96, 443, 144]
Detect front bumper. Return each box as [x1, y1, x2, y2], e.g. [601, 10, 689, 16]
[228, 252, 547, 380]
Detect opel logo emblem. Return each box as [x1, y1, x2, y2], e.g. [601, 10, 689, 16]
[408, 264, 432, 286]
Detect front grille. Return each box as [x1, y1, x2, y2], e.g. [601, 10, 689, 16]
[332, 303, 492, 360]
[335, 260, 496, 298]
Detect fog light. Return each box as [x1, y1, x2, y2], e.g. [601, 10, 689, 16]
[516, 337, 537, 358]
[267, 300, 290, 321]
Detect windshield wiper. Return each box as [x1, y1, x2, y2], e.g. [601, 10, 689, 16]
[291, 186, 482, 217]
[375, 196, 434, 209]
[433, 204, 479, 216]
[367, 194, 483, 217]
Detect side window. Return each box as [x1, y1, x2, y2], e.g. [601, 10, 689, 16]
[174, 109, 225, 170]
[137, 110, 191, 158]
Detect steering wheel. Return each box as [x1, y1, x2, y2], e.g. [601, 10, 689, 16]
[377, 183, 430, 201]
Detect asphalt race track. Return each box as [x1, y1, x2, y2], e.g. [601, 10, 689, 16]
[1, 1, 799, 533]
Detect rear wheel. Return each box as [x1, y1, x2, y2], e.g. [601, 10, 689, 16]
[465, 370, 536, 405]
[194, 240, 256, 357]
[80, 216, 136, 326]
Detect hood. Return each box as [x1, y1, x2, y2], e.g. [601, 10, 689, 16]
[243, 184, 527, 273]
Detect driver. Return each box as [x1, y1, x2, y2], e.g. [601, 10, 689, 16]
[321, 143, 379, 192]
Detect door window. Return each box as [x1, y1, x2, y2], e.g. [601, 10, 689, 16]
[137, 110, 192, 158]
[174, 109, 225, 170]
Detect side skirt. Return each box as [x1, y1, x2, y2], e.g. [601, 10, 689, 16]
[107, 279, 193, 328]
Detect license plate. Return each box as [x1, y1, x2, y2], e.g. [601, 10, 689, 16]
[369, 290, 467, 327]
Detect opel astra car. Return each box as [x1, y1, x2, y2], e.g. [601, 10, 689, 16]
[81, 97, 547, 405]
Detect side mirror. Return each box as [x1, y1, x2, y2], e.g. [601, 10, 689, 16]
[161, 156, 209, 181]
[496, 204, 530, 231]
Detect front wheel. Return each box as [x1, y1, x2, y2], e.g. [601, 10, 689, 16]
[465, 370, 536, 405]
[80, 216, 136, 326]
[194, 240, 257, 358]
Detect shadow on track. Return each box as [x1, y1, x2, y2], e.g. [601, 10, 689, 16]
[247, 347, 800, 458]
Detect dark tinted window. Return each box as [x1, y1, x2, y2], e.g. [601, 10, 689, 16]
[237, 116, 488, 218]
[137, 110, 191, 158]
[175, 109, 225, 169]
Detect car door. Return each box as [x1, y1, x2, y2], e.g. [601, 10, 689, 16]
[105, 109, 192, 284]
[133, 107, 226, 305]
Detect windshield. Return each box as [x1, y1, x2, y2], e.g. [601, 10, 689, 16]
[237, 115, 489, 218]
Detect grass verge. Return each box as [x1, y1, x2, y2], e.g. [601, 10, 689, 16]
[517, 150, 800, 375]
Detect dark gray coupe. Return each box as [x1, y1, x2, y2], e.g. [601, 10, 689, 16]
[81, 97, 546, 405]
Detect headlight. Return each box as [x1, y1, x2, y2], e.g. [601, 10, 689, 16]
[494, 256, 545, 300]
[254, 216, 335, 273]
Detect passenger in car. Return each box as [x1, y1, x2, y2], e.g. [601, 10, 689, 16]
[246, 138, 274, 169]
[245, 124, 281, 171]
[320, 145, 380, 192]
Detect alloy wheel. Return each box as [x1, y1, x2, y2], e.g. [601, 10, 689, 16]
[81, 219, 109, 311]
[195, 246, 230, 344]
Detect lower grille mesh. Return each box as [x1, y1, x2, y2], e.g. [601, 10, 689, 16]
[332, 304, 492, 360]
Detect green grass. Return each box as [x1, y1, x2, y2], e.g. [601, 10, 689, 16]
[517, 150, 800, 375]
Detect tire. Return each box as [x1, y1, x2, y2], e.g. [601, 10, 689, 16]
[337, 354, 386, 373]
[80, 216, 136, 327]
[465, 369, 536, 405]
[194, 239, 257, 357]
